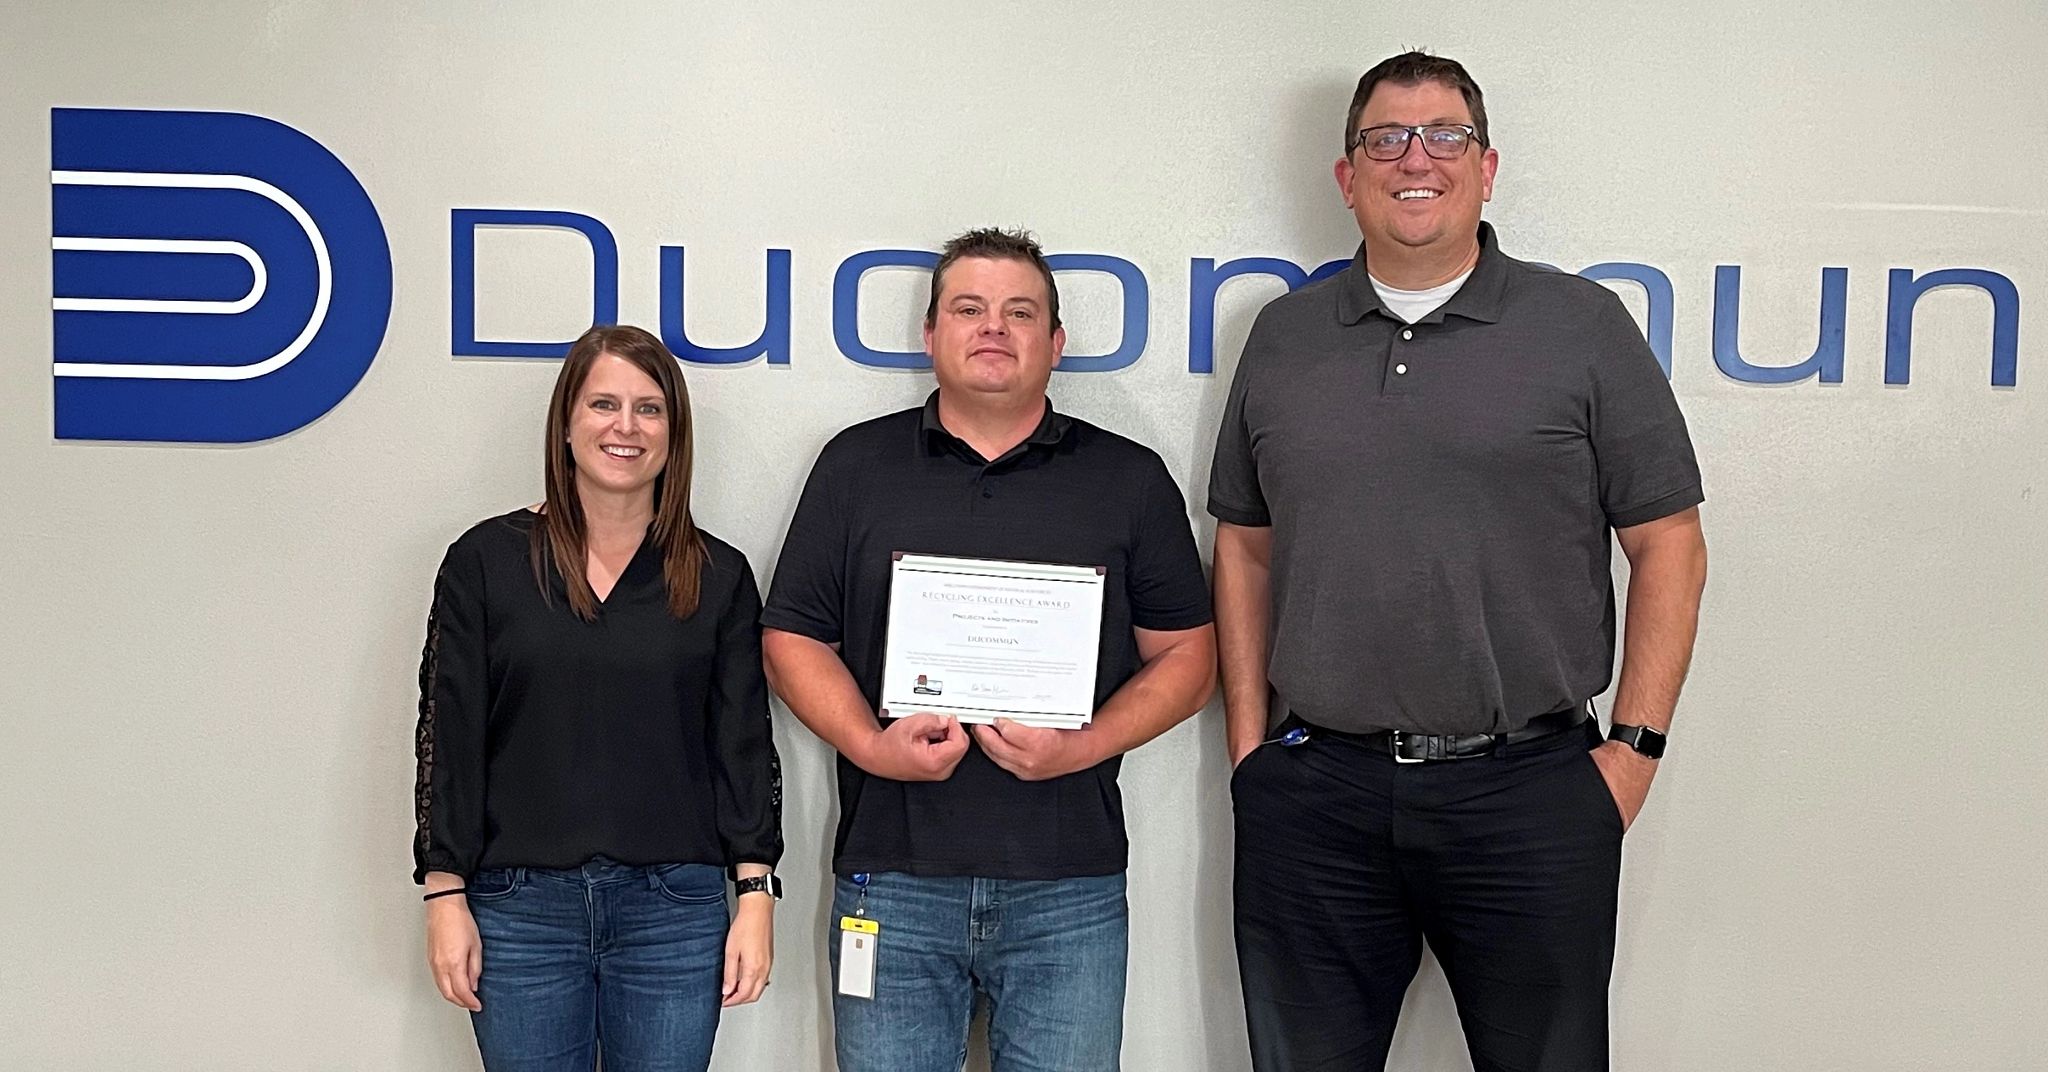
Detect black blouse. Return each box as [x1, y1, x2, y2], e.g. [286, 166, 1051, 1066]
[412, 509, 782, 882]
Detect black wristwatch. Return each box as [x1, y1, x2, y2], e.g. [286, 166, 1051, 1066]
[1606, 723, 1668, 760]
[733, 873, 782, 900]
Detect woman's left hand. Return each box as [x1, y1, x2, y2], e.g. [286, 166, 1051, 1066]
[722, 893, 774, 1007]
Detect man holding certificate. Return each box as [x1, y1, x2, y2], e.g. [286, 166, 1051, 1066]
[762, 228, 1217, 1072]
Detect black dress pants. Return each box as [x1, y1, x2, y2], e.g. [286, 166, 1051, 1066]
[1232, 718, 1624, 1072]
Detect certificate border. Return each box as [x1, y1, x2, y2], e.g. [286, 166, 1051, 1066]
[878, 550, 1107, 724]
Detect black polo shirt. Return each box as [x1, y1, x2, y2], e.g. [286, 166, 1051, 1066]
[764, 392, 1213, 879]
[1207, 223, 1703, 736]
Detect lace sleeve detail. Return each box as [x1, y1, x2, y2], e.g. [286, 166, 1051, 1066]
[412, 545, 489, 883]
[412, 570, 444, 871]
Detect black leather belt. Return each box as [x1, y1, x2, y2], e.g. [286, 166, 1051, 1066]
[1289, 704, 1591, 764]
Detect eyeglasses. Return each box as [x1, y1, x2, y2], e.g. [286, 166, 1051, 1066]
[1349, 124, 1484, 161]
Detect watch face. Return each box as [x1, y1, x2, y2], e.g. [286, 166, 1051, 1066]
[1619, 725, 1666, 758]
[1609, 724, 1666, 759]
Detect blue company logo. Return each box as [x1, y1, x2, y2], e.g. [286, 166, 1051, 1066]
[453, 210, 2020, 386]
[51, 108, 392, 442]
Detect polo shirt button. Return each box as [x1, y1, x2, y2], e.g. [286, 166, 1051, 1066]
[1395, 363, 1408, 375]
[981, 487, 993, 499]
[1401, 329, 1413, 340]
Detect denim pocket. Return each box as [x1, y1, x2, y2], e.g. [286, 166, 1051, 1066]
[650, 863, 727, 905]
[466, 867, 523, 902]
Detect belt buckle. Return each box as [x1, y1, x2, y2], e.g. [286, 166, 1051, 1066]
[1390, 730, 1425, 764]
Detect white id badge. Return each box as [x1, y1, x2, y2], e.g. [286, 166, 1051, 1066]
[837, 916, 879, 999]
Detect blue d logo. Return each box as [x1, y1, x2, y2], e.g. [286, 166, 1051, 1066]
[51, 108, 393, 443]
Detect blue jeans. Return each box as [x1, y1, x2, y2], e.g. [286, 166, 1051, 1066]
[466, 858, 727, 1072]
[828, 871, 1128, 1072]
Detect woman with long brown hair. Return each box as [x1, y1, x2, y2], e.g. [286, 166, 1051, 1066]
[411, 325, 782, 1070]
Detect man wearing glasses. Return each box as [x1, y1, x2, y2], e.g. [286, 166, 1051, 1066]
[1209, 52, 1708, 1071]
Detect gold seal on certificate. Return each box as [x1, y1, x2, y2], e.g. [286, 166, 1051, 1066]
[879, 553, 1107, 729]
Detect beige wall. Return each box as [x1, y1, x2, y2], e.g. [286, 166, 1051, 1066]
[2, 1, 2043, 1068]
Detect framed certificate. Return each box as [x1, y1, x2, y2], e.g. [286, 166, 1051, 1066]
[878, 553, 1106, 729]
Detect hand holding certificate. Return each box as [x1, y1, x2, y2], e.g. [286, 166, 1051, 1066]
[879, 553, 1106, 729]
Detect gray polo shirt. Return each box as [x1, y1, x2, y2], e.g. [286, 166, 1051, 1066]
[1207, 223, 1703, 735]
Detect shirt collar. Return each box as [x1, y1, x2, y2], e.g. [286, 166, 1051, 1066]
[917, 390, 1074, 461]
[1336, 221, 1510, 326]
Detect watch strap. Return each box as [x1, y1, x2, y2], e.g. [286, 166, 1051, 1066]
[1606, 722, 1668, 759]
[733, 873, 782, 900]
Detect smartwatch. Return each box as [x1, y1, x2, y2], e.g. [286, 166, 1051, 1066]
[1606, 723, 1668, 760]
[733, 873, 783, 900]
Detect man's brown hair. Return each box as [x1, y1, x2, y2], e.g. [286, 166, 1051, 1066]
[1344, 51, 1490, 155]
[924, 227, 1062, 331]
